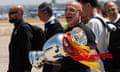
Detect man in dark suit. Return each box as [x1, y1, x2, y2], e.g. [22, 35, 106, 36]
[104, 1, 120, 72]
[38, 2, 63, 40]
[38, 2, 63, 72]
[8, 5, 32, 72]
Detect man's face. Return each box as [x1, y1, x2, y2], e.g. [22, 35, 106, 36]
[64, 4, 80, 25]
[81, 3, 90, 19]
[105, 2, 118, 18]
[38, 9, 47, 22]
[8, 9, 19, 23]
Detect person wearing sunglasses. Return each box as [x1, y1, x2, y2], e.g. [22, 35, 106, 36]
[7, 5, 32, 72]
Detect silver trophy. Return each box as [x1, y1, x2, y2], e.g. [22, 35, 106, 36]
[29, 27, 88, 69]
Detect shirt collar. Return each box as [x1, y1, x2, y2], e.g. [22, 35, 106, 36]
[114, 14, 120, 23]
[90, 13, 101, 19]
[46, 15, 55, 24]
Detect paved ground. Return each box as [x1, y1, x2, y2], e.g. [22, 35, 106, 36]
[0, 36, 9, 72]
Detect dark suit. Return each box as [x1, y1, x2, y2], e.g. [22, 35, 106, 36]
[43, 18, 63, 72]
[108, 18, 120, 72]
[8, 20, 32, 72]
[44, 19, 63, 40]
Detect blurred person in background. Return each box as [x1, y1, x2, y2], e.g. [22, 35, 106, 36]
[77, 0, 112, 72]
[104, 1, 120, 72]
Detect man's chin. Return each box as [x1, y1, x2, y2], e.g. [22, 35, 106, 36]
[9, 20, 15, 23]
[67, 21, 73, 25]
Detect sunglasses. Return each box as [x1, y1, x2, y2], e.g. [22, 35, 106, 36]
[9, 11, 18, 14]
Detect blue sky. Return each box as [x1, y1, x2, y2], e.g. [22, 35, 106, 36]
[0, 0, 118, 6]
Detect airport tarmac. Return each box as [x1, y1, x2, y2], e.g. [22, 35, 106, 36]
[0, 36, 9, 72]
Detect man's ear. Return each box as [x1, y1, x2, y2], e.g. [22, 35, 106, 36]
[18, 10, 24, 16]
[79, 9, 83, 16]
[87, 3, 91, 8]
[79, 6, 83, 16]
